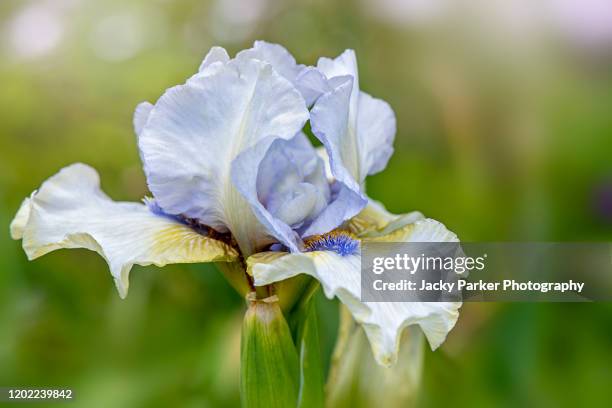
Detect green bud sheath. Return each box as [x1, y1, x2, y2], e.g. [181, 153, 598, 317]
[241, 293, 299, 408]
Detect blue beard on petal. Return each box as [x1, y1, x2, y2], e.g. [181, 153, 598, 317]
[303, 230, 359, 256]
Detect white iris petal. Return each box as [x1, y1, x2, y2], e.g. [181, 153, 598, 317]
[249, 214, 461, 367]
[13, 163, 237, 298]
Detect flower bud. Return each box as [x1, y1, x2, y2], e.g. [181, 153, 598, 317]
[241, 294, 299, 408]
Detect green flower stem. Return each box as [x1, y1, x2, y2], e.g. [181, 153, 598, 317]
[291, 293, 325, 408]
[216, 261, 251, 297]
[290, 278, 321, 316]
[275, 274, 313, 313]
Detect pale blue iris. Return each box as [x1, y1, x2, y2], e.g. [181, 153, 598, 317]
[136, 43, 394, 255]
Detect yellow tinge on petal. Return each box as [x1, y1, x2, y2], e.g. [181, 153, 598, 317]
[151, 224, 237, 265]
[10, 196, 32, 240]
[347, 200, 424, 238]
[12, 163, 238, 298]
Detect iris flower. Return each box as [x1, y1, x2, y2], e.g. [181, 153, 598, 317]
[10, 41, 460, 367]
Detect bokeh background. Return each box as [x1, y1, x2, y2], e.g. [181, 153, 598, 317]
[1, 0, 611, 407]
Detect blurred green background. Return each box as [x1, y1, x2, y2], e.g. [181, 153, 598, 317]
[1, 0, 611, 407]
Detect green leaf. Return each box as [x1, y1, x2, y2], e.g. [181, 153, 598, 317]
[292, 296, 325, 408]
[240, 294, 299, 408]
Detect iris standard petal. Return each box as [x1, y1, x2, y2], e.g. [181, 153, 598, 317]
[255, 133, 328, 208]
[198, 46, 230, 74]
[234, 132, 365, 250]
[355, 92, 395, 178]
[236, 41, 304, 85]
[236, 41, 326, 107]
[310, 76, 361, 192]
[248, 218, 460, 367]
[233, 134, 330, 251]
[133, 101, 153, 137]
[11, 163, 238, 298]
[294, 67, 330, 107]
[311, 49, 397, 186]
[231, 136, 303, 252]
[305, 154, 408, 238]
[300, 181, 365, 237]
[317, 49, 360, 124]
[138, 56, 309, 255]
